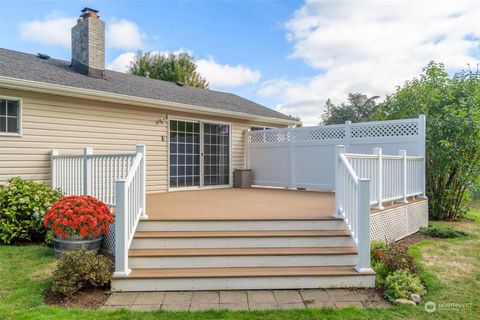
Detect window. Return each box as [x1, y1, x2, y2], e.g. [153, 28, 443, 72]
[250, 126, 273, 131]
[0, 98, 21, 135]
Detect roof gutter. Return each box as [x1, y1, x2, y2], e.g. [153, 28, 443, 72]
[0, 76, 299, 126]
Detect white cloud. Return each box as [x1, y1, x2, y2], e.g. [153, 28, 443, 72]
[262, 0, 480, 125]
[107, 52, 136, 72]
[197, 58, 261, 88]
[106, 18, 145, 50]
[19, 11, 77, 48]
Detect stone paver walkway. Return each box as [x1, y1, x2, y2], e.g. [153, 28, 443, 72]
[102, 289, 390, 311]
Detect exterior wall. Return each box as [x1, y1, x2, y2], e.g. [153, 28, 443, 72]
[0, 88, 284, 193]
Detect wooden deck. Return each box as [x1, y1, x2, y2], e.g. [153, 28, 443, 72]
[146, 188, 335, 221]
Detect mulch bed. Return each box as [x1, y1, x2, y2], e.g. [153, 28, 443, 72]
[45, 288, 110, 309]
[395, 232, 436, 252]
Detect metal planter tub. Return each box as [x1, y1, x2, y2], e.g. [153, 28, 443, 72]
[53, 235, 103, 258]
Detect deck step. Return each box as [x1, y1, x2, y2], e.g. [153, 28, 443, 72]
[129, 246, 357, 257]
[137, 218, 346, 232]
[133, 230, 350, 238]
[130, 230, 354, 248]
[122, 266, 373, 278]
[111, 266, 375, 291]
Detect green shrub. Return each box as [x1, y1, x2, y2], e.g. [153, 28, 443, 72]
[384, 269, 426, 302]
[51, 249, 113, 295]
[371, 240, 388, 262]
[378, 242, 418, 275]
[420, 225, 468, 238]
[0, 177, 62, 244]
[372, 261, 390, 287]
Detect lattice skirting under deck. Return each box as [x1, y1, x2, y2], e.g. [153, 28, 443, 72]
[102, 223, 115, 255]
[370, 200, 428, 242]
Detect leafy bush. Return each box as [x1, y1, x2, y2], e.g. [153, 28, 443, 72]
[420, 225, 468, 238]
[371, 240, 388, 262]
[377, 242, 418, 275]
[383, 269, 426, 302]
[376, 62, 480, 220]
[0, 177, 62, 244]
[51, 249, 113, 295]
[372, 261, 390, 287]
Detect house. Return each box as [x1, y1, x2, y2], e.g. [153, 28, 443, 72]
[0, 8, 428, 291]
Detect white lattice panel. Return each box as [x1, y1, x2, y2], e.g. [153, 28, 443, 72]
[102, 222, 115, 255]
[249, 130, 290, 144]
[351, 121, 418, 138]
[407, 201, 429, 234]
[294, 126, 346, 142]
[370, 207, 407, 242]
[370, 200, 428, 242]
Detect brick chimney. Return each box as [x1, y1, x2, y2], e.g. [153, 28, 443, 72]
[71, 7, 105, 78]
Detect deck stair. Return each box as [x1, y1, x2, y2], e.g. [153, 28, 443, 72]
[111, 217, 375, 291]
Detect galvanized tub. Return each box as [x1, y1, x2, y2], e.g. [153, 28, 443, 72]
[53, 235, 102, 258]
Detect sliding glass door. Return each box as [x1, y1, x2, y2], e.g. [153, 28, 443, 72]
[169, 119, 230, 189]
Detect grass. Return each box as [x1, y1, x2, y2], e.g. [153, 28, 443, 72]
[0, 210, 479, 320]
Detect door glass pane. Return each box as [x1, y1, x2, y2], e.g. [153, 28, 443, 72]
[203, 123, 230, 186]
[169, 120, 200, 188]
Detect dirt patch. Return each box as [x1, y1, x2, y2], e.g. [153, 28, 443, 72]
[395, 232, 436, 251]
[45, 288, 110, 309]
[30, 261, 58, 281]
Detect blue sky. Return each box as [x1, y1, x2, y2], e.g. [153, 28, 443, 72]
[1, 0, 479, 125]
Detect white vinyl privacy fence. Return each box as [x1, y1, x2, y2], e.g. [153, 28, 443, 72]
[51, 145, 147, 277]
[246, 116, 425, 191]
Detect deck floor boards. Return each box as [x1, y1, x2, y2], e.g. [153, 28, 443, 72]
[146, 188, 335, 220]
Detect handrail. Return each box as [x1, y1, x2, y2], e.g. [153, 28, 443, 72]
[113, 144, 147, 277]
[339, 153, 359, 184]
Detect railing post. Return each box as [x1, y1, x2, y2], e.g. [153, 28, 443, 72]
[356, 178, 373, 273]
[334, 145, 346, 218]
[136, 144, 148, 219]
[418, 115, 427, 199]
[51, 149, 59, 188]
[83, 147, 93, 195]
[399, 150, 408, 203]
[288, 127, 296, 189]
[373, 148, 384, 209]
[114, 180, 131, 277]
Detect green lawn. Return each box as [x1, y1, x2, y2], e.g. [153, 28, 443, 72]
[1, 209, 479, 320]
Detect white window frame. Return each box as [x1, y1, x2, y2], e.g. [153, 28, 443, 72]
[0, 96, 22, 137]
[250, 125, 274, 131]
[167, 115, 233, 192]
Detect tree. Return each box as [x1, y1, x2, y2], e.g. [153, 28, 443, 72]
[376, 62, 480, 220]
[129, 51, 209, 89]
[289, 115, 303, 127]
[320, 93, 380, 125]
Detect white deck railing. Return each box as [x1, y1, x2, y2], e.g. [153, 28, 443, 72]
[335, 144, 425, 272]
[114, 145, 147, 276]
[51, 148, 136, 207]
[51, 145, 146, 276]
[334, 146, 372, 273]
[345, 148, 425, 208]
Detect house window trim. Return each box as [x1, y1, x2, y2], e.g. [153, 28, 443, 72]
[250, 125, 275, 131]
[0, 96, 22, 137]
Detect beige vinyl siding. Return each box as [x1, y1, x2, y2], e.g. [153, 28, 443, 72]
[0, 88, 286, 193]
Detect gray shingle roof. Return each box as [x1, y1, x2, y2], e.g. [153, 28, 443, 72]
[0, 48, 294, 122]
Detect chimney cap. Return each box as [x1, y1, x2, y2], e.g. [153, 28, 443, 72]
[81, 7, 99, 13]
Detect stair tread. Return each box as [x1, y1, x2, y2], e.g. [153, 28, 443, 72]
[129, 246, 358, 257]
[117, 266, 374, 279]
[133, 230, 350, 238]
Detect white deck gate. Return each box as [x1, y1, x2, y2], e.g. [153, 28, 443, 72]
[246, 116, 426, 273]
[51, 145, 146, 276]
